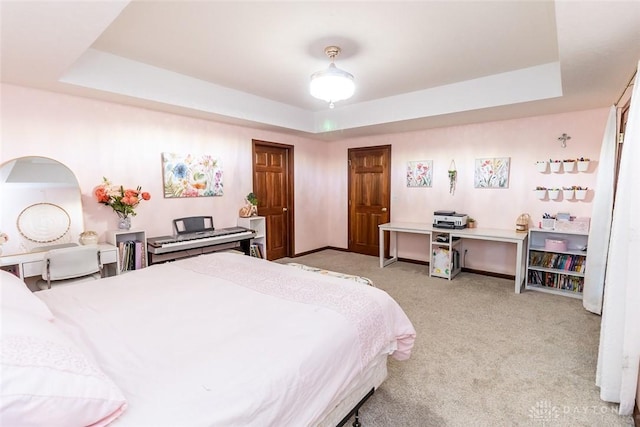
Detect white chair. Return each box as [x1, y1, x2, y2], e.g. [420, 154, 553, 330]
[38, 246, 103, 290]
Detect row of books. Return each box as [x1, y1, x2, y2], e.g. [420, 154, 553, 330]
[528, 270, 583, 293]
[528, 251, 586, 273]
[118, 240, 145, 272]
[249, 243, 265, 259]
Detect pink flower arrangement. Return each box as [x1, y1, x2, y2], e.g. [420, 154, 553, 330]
[94, 177, 151, 219]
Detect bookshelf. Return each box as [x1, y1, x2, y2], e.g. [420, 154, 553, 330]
[430, 231, 462, 280]
[526, 228, 589, 299]
[106, 229, 147, 274]
[237, 216, 266, 260]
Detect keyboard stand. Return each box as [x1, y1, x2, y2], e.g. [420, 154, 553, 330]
[147, 227, 255, 265]
[147, 239, 252, 265]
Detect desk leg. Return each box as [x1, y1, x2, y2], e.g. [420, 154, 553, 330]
[379, 229, 400, 268]
[515, 240, 524, 293]
[379, 228, 385, 268]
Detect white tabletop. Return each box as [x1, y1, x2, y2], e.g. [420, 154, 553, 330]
[379, 222, 527, 242]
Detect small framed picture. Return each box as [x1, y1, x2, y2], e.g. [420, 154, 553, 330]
[474, 157, 510, 188]
[406, 160, 433, 187]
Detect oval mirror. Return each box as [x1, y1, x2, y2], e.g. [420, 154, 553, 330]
[0, 156, 84, 256]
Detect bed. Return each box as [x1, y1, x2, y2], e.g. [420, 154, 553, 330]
[1, 252, 415, 427]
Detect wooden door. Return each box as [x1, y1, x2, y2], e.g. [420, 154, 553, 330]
[252, 140, 294, 260]
[348, 145, 391, 256]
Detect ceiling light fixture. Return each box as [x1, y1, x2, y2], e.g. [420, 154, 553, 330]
[310, 46, 355, 109]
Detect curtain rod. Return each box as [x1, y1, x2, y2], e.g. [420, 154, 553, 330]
[615, 69, 637, 106]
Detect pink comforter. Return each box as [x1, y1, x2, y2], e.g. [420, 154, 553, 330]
[38, 253, 416, 427]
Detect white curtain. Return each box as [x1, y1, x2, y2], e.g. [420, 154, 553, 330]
[582, 106, 616, 314]
[596, 61, 640, 415]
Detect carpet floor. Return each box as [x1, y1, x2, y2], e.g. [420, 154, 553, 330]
[277, 249, 634, 427]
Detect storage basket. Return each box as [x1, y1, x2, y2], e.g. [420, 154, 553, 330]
[545, 238, 568, 252]
[541, 218, 555, 230]
[554, 217, 590, 233]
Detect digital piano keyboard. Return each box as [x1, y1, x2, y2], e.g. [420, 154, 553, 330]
[147, 227, 256, 255]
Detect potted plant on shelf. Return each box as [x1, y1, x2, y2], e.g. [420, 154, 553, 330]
[547, 188, 561, 200]
[562, 186, 575, 200]
[563, 158, 576, 173]
[536, 160, 548, 173]
[574, 186, 588, 200]
[239, 192, 259, 217]
[577, 157, 590, 172]
[534, 186, 547, 199]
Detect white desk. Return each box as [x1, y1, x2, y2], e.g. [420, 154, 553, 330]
[0, 243, 119, 280]
[379, 222, 528, 293]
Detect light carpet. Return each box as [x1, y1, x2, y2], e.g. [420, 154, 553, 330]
[277, 249, 634, 427]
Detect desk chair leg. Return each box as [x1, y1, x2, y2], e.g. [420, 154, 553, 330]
[46, 259, 52, 289]
[97, 251, 103, 278]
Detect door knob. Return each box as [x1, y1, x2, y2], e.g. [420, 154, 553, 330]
[283, 207, 288, 212]
[381, 207, 388, 212]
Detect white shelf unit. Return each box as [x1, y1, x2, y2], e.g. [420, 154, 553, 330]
[526, 228, 588, 299]
[430, 231, 462, 280]
[106, 229, 147, 273]
[237, 216, 266, 260]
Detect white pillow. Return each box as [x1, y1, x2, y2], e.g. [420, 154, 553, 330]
[1, 306, 128, 426]
[0, 269, 54, 320]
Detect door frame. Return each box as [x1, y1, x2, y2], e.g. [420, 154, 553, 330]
[251, 139, 295, 258]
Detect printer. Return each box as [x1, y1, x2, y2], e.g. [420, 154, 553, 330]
[433, 210, 468, 229]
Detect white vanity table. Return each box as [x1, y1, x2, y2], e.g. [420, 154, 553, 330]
[0, 156, 120, 285]
[0, 243, 119, 280]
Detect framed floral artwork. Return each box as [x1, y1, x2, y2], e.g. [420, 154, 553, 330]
[474, 157, 510, 188]
[162, 152, 223, 198]
[406, 160, 433, 187]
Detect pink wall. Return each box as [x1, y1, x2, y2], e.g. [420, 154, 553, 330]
[1, 84, 608, 274]
[326, 109, 607, 274]
[0, 84, 329, 253]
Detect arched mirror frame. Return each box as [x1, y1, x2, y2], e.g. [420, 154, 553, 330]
[0, 156, 85, 257]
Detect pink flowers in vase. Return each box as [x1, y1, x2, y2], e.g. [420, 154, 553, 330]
[94, 177, 151, 219]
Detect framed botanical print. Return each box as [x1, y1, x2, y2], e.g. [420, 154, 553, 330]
[406, 160, 433, 187]
[474, 157, 510, 188]
[162, 152, 223, 198]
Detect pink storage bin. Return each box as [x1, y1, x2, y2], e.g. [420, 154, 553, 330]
[545, 238, 568, 252]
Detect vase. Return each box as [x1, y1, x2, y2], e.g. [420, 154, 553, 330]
[79, 230, 99, 245]
[118, 216, 131, 230]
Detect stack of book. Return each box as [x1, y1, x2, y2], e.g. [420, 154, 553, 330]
[528, 251, 586, 273]
[118, 240, 145, 272]
[249, 243, 264, 259]
[527, 270, 583, 293]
